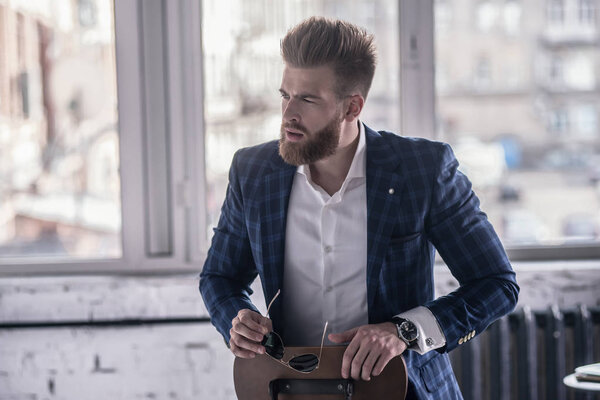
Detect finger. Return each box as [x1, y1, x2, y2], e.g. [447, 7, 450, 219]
[340, 340, 359, 379]
[350, 343, 371, 381]
[329, 327, 358, 344]
[230, 329, 265, 355]
[237, 310, 271, 336]
[372, 352, 394, 377]
[229, 340, 256, 359]
[361, 350, 382, 381]
[341, 336, 361, 379]
[232, 319, 266, 342]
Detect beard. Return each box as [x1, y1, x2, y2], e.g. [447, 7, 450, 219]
[278, 115, 342, 166]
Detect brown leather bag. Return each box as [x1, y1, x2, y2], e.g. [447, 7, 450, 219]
[233, 345, 407, 400]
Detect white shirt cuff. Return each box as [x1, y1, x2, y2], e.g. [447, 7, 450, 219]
[396, 306, 446, 355]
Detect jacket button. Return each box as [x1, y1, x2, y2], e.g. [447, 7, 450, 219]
[458, 337, 464, 345]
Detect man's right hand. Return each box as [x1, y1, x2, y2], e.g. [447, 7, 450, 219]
[229, 309, 273, 358]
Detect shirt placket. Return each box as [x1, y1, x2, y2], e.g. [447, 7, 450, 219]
[321, 191, 342, 333]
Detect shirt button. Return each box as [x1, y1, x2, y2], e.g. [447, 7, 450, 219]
[325, 286, 333, 293]
[324, 245, 333, 253]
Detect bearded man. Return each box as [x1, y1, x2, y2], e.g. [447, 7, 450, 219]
[200, 16, 519, 399]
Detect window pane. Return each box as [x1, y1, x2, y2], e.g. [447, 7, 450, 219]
[434, 0, 600, 246]
[0, 1, 122, 259]
[202, 1, 400, 240]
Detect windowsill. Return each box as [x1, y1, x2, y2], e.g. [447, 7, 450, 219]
[0, 258, 598, 324]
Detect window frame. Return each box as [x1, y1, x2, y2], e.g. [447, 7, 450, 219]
[0, 0, 207, 275]
[1, 0, 598, 276]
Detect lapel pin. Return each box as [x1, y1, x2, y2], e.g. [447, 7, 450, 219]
[388, 188, 395, 195]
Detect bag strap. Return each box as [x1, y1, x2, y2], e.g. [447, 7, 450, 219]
[269, 378, 354, 400]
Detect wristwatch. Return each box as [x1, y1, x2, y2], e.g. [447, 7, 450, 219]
[392, 316, 419, 347]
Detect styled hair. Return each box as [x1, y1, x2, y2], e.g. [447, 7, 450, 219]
[281, 17, 377, 99]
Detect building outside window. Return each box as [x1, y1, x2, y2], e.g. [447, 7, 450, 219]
[0, 0, 121, 260]
[503, 0, 522, 35]
[202, 0, 600, 254]
[435, 0, 600, 248]
[547, 0, 566, 25]
[202, 0, 401, 243]
[476, 1, 499, 32]
[579, 0, 598, 25]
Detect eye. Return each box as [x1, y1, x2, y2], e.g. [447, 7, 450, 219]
[302, 98, 314, 103]
[280, 93, 289, 100]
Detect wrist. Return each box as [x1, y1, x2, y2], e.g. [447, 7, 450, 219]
[391, 316, 419, 348]
[381, 322, 399, 336]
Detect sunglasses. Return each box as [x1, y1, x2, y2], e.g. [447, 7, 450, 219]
[261, 289, 328, 373]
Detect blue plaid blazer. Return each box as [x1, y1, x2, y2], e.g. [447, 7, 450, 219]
[200, 125, 519, 399]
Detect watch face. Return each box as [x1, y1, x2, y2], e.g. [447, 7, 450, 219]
[400, 321, 418, 342]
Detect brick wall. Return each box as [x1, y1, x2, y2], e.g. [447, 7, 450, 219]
[0, 263, 598, 399]
[0, 324, 234, 400]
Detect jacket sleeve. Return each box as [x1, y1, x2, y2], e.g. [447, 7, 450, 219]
[424, 143, 519, 353]
[199, 150, 260, 344]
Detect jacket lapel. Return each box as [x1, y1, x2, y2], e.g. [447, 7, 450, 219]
[259, 151, 296, 329]
[365, 127, 405, 320]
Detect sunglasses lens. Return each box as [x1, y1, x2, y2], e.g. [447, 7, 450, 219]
[289, 354, 319, 373]
[261, 332, 284, 360]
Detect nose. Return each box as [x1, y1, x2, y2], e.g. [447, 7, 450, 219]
[282, 98, 300, 124]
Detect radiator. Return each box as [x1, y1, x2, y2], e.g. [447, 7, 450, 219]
[449, 306, 600, 400]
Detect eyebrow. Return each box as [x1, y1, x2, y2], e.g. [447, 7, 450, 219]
[279, 88, 323, 100]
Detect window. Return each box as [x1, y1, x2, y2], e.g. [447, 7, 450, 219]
[564, 54, 596, 90]
[3, 1, 596, 273]
[0, 0, 205, 274]
[548, 55, 564, 86]
[435, 0, 600, 258]
[474, 56, 492, 88]
[547, 0, 565, 25]
[579, 0, 598, 25]
[0, 1, 121, 259]
[549, 108, 569, 135]
[435, 0, 454, 32]
[573, 104, 598, 139]
[503, 0, 522, 35]
[476, 1, 500, 32]
[202, 0, 401, 243]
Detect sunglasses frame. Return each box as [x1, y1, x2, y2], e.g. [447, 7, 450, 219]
[262, 289, 328, 374]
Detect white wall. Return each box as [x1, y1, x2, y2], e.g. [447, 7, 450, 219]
[0, 264, 599, 399]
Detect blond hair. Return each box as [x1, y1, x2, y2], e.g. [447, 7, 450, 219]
[281, 17, 377, 99]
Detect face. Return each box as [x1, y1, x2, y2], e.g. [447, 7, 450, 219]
[278, 65, 345, 166]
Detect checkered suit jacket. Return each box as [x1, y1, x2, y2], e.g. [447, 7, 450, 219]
[200, 125, 519, 399]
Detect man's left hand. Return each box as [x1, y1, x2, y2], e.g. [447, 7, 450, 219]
[328, 322, 406, 381]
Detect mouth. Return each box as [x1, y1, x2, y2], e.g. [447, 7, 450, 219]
[285, 129, 305, 142]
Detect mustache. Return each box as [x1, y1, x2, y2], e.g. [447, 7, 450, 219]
[282, 122, 308, 134]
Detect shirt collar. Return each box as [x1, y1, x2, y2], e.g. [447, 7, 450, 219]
[297, 121, 366, 180]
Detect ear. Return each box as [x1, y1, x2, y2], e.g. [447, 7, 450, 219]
[342, 94, 365, 122]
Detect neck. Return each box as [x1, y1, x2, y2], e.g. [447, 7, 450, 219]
[309, 120, 360, 196]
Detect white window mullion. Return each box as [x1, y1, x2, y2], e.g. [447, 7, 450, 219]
[162, 0, 207, 265]
[139, 0, 173, 257]
[177, 0, 208, 264]
[164, 0, 190, 265]
[399, 0, 436, 140]
[114, 0, 147, 267]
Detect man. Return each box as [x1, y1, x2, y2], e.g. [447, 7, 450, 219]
[200, 17, 518, 399]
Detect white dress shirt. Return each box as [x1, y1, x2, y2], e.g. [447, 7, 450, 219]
[282, 122, 445, 354]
